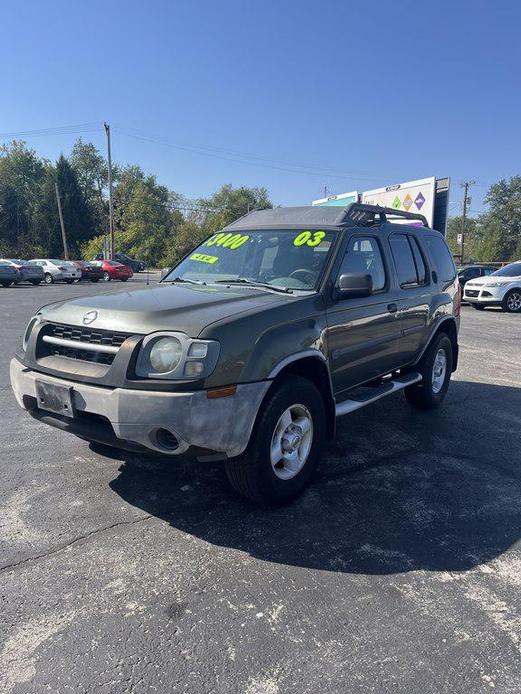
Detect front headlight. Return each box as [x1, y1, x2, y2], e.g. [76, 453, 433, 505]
[485, 282, 501, 287]
[135, 331, 220, 380]
[149, 337, 183, 373]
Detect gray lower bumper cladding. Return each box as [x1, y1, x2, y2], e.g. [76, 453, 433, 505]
[10, 358, 270, 457]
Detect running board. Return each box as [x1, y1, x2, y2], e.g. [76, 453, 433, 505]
[335, 372, 422, 417]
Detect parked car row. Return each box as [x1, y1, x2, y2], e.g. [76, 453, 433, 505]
[0, 257, 134, 287]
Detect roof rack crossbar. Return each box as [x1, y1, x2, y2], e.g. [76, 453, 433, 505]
[344, 203, 429, 227]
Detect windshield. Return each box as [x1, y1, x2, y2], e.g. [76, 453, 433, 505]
[491, 262, 521, 277]
[163, 229, 337, 291]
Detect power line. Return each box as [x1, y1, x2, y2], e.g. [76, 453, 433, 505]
[0, 122, 104, 140]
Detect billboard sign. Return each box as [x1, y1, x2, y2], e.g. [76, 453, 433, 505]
[312, 190, 358, 207]
[361, 177, 436, 227]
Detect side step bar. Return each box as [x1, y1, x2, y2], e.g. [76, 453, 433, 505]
[335, 372, 422, 417]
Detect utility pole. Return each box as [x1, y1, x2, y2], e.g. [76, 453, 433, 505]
[104, 122, 115, 260]
[54, 180, 69, 260]
[460, 180, 475, 264]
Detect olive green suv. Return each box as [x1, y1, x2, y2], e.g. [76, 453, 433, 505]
[10, 204, 460, 505]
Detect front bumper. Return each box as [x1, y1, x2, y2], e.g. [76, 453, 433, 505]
[10, 357, 270, 458]
[464, 286, 503, 304]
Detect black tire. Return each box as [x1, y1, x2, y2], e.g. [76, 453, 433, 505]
[225, 376, 325, 506]
[405, 333, 453, 410]
[472, 303, 486, 310]
[1, 282, 12, 287]
[90, 278, 100, 283]
[29, 280, 41, 286]
[502, 288, 521, 313]
[44, 273, 54, 284]
[103, 271, 111, 282]
[66, 279, 74, 284]
[120, 277, 128, 282]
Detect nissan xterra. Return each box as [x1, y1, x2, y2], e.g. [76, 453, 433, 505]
[11, 204, 460, 505]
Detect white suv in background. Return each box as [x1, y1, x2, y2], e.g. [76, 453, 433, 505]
[464, 261, 521, 313]
[30, 259, 81, 285]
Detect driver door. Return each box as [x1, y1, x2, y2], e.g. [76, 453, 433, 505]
[326, 234, 403, 396]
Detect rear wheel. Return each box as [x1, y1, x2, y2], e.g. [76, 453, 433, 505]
[502, 289, 521, 313]
[44, 273, 54, 284]
[103, 271, 111, 282]
[405, 333, 453, 410]
[225, 376, 325, 506]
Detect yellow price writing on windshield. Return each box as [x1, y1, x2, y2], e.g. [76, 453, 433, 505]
[190, 253, 218, 264]
[293, 231, 326, 247]
[205, 232, 249, 249]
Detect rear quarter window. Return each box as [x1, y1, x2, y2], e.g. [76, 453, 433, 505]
[424, 235, 456, 284]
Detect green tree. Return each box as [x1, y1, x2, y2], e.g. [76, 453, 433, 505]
[483, 177, 521, 259]
[34, 156, 95, 258]
[198, 184, 272, 234]
[0, 140, 45, 254]
[474, 216, 511, 262]
[446, 216, 479, 260]
[69, 138, 110, 233]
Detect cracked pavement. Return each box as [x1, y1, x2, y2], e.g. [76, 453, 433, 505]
[1, 276, 521, 693]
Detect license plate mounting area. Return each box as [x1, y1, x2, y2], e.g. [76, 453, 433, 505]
[35, 380, 74, 418]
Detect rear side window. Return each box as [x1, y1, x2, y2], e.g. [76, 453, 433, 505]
[389, 234, 418, 287]
[409, 237, 427, 285]
[425, 235, 456, 284]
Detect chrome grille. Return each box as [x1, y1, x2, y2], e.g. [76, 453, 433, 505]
[40, 323, 131, 365]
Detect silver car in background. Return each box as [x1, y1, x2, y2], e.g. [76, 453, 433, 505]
[0, 259, 44, 285]
[30, 259, 81, 284]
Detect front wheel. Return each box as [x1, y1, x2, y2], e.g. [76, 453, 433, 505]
[405, 334, 453, 410]
[44, 273, 54, 284]
[225, 376, 325, 506]
[502, 289, 521, 313]
[103, 271, 111, 282]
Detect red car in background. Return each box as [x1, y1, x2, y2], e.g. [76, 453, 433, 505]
[96, 260, 134, 282]
[71, 260, 104, 282]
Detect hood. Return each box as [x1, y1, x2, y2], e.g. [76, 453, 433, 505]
[467, 276, 519, 287]
[38, 283, 289, 336]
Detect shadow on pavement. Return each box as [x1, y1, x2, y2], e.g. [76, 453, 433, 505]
[107, 380, 521, 575]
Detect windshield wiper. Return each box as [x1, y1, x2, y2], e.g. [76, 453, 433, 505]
[213, 278, 293, 294]
[164, 276, 206, 285]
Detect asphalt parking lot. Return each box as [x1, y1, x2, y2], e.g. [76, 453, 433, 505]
[1, 276, 520, 693]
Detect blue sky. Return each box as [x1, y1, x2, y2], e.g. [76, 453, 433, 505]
[1, 0, 520, 216]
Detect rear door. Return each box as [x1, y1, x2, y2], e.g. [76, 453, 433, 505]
[389, 232, 431, 365]
[326, 233, 403, 395]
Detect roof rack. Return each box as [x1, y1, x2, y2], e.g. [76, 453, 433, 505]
[344, 203, 429, 228]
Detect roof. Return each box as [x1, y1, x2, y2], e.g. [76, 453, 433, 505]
[224, 206, 353, 231]
[224, 204, 430, 231]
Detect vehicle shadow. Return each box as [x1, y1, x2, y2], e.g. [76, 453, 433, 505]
[108, 380, 521, 575]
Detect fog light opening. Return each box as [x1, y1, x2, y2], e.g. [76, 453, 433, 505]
[154, 428, 180, 451]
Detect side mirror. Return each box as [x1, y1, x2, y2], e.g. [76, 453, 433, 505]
[335, 272, 373, 299]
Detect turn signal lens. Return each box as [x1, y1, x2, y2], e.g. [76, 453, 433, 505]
[188, 342, 208, 358]
[184, 361, 204, 377]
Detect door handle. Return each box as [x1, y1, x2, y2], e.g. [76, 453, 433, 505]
[387, 303, 398, 313]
